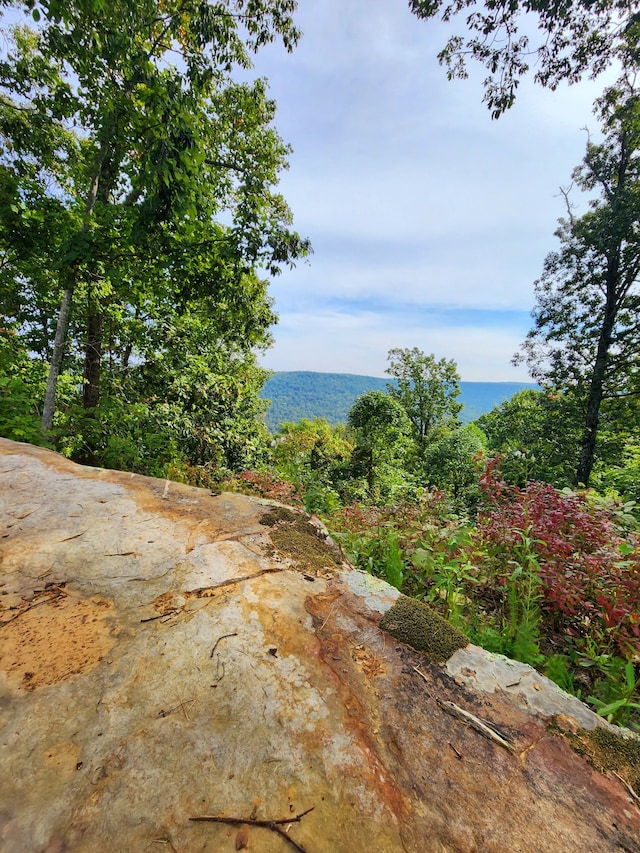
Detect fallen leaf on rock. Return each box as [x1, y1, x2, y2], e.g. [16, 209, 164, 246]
[235, 827, 249, 849]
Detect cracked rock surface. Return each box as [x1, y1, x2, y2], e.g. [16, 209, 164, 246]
[1, 438, 639, 852]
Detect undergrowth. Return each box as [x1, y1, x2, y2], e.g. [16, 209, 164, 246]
[326, 462, 640, 731]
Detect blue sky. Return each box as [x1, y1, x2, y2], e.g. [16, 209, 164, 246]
[243, 1, 614, 381]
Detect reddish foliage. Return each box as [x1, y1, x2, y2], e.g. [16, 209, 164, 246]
[329, 488, 450, 544]
[477, 462, 640, 658]
[224, 470, 304, 507]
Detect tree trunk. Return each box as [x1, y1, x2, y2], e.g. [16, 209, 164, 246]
[575, 267, 619, 487]
[40, 144, 109, 433]
[79, 151, 129, 415]
[41, 286, 73, 431]
[83, 298, 103, 410]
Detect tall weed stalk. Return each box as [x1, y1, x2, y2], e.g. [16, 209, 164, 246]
[505, 527, 544, 665]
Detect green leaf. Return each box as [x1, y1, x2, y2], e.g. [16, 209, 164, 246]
[595, 698, 636, 717]
[625, 662, 636, 691]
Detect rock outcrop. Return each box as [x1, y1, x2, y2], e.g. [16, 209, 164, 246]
[1, 438, 639, 852]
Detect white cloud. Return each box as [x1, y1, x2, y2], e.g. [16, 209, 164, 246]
[244, 0, 615, 379]
[261, 306, 531, 382]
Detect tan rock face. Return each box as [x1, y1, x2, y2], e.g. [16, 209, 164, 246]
[1, 438, 639, 853]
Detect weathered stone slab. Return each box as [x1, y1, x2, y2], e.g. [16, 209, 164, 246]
[1, 438, 639, 852]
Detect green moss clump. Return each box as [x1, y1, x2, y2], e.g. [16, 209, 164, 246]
[564, 725, 640, 791]
[260, 507, 342, 574]
[260, 507, 300, 527]
[379, 595, 468, 663]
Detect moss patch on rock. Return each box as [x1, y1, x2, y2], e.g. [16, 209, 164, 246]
[259, 506, 300, 527]
[260, 507, 342, 575]
[379, 595, 468, 663]
[562, 725, 640, 791]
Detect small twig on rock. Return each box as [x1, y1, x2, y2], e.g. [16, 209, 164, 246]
[51, 584, 75, 597]
[158, 696, 198, 719]
[1, 591, 60, 627]
[210, 632, 238, 659]
[151, 838, 178, 852]
[189, 807, 314, 853]
[180, 695, 198, 721]
[57, 529, 88, 543]
[437, 699, 516, 753]
[211, 659, 225, 686]
[191, 567, 283, 598]
[141, 611, 179, 623]
[413, 666, 515, 754]
[448, 741, 463, 760]
[319, 604, 336, 631]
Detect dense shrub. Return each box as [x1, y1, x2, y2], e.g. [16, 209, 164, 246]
[221, 469, 304, 507]
[477, 460, 640, 660]
[324, 459, 640, 729]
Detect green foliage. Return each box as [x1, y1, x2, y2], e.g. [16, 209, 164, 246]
[0, 0, 309, 473]
[411, 526, 476, 629]
[587, 659, 640, 729]
[544, 655, 577, 696]
[270, 417, 353, 514]
[335, 516, 408, 590]
[409, 0, 639, 117]
[328, 491, 453, 594]
[302, 483, 342, 516]
[516, 81, 640, 487]
[385, 347, 462, 453]
[382, 533, 404, 591]
[477, 389, 581, 487]
[593, 440, 640, 504]
[347, 390, 412, 501]
[273, 417, 352, 483]
[58, 398, 188, 478]
[421, 423, 486, 511]
[503, 528, 544, 666]
[0, 330, 48, 444]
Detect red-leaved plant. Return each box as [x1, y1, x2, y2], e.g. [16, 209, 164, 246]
[223, 470, 304, 507]
[477, 460, 640, 659]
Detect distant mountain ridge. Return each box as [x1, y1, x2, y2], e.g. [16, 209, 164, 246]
[261, 371, 536, 432]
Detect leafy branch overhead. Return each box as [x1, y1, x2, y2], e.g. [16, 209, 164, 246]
[409, 0, 640, 117]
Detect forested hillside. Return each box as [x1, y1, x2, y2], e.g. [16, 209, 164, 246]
[261, 371, 536, 430]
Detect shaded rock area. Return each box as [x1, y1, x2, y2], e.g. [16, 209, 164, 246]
[1, 437, 639, 853]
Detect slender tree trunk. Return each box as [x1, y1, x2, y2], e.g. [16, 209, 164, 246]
[40, 144, 109, 433]
[575, 130, 634, 487]
[41, 286, 73, 431]
[575, 269, 619, 487]
[83, 298, 103, 410]
[80, 151, 131, 414]
[121, 340, 133, 369]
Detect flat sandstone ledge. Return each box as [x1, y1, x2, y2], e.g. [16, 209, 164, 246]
[1, 438, 639, 852]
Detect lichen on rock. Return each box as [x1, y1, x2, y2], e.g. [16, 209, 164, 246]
[379, 594, 468, 663]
